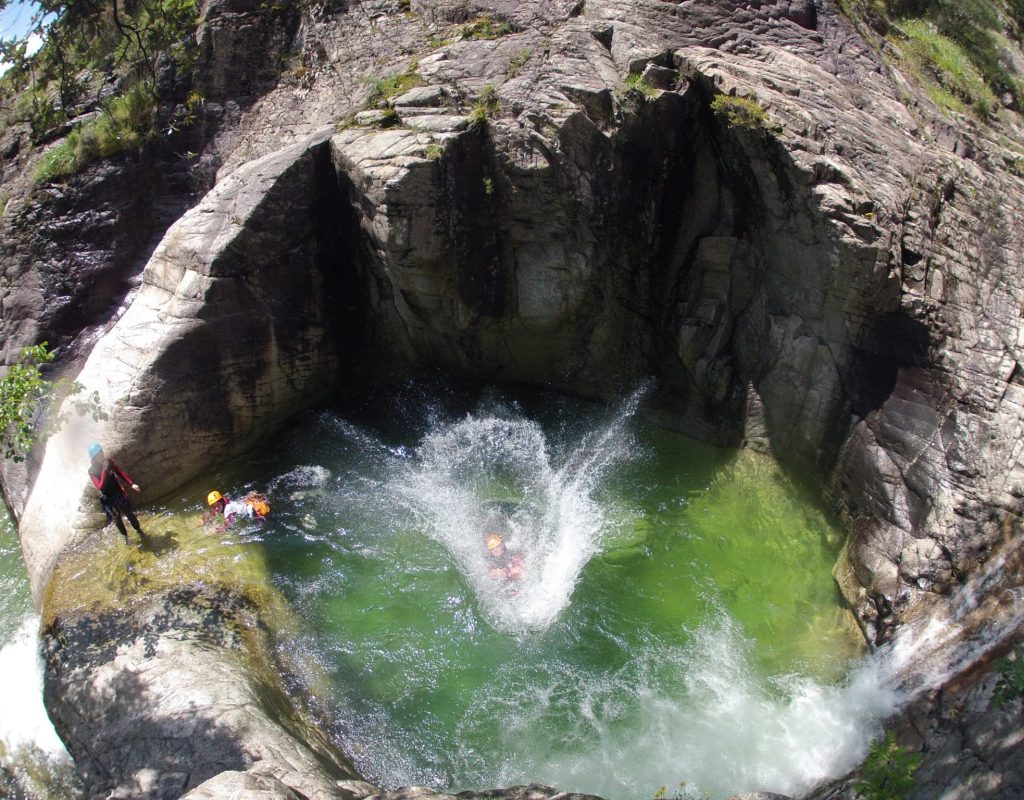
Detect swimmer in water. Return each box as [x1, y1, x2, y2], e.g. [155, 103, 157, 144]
[485, 532, 523, 581]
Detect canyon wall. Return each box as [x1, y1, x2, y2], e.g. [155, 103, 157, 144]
[2, 0, 1023, 797]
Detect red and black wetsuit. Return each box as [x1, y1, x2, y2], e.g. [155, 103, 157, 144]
[89, 458, 142, 539]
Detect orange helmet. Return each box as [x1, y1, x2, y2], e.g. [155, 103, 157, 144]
[485, 533, 503, 551]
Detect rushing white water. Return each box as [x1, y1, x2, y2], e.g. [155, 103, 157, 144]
[0, 512, 79, 800]
[480, 610, 897, 799]
[0, 615, 69, 761]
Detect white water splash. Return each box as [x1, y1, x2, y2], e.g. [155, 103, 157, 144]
[294, 388, 1024, 799]
[0, 615, 71, 762]
[390, 390, 645, 633]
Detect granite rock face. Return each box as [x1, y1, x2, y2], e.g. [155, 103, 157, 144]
[44, 582, 361, 799]
[6, 0, 1024, 798]
[18, 133, 362, 601]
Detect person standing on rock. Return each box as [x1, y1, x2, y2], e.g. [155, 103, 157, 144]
[87, 442, 144, 542]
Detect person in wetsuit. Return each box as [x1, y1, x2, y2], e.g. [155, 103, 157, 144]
[87, 442, 144, 542]
[485, 532, 523, 581]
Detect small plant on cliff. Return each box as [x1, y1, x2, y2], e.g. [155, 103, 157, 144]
[506, 48, 533, 78]
[990, 647, 1024, 709]
[364, 62, 424, 108]
[710, 94, 770, 131]
[0, 343, 106, 462]
[653, 782, 708, 800]
[469, 83, 501, 126]
[458, 14, 514, 40]
[854, 732, 922, 800]
[624, 72, 658, 99]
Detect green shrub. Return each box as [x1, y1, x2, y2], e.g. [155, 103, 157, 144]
[458, 14, 514, 40]
[624, 72, 658, 98]
[837, 0, 1024, 114]
[710, 94, 770, 130]
[854, 732, 922, 800]
[991, 648, 1024, 709]
[3, 0, 199, 141]
[33, 83, 156, 184]
[893, 18, 999, 115]
[0, 343, 105, 462]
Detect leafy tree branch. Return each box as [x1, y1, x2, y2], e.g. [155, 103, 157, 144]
[0, 343, 106, 462]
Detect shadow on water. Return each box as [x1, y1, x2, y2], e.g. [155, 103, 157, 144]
[138, 530, 179, 557]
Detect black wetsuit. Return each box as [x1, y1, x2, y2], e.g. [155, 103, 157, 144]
[89, 459, 142, 540]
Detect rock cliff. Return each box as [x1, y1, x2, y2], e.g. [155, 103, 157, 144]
[3, 0, 1024, 798]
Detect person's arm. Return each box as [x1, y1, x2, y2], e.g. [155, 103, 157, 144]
[108, 459, 141, 492]
[89, 470, 104, 491]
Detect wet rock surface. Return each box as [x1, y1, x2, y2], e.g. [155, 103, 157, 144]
[4, 0, 1024, 799]
[42, 540, 361, 800]
[809, 649, 1024, 800]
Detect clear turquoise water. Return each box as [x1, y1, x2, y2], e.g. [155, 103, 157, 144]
[195, 383, 864, 799]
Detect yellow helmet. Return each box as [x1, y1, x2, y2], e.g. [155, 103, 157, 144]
[485, 533, 503, 551]
[207, 490, 223, 506]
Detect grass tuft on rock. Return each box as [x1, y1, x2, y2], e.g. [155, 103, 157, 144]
[469, 83, 501, 126]
[364, 62, 423, 108]
[710, 94, 770, 131]
[33, 83, 157, 184]
[458, 14, 514, 40]
[624, 72, 658, 99]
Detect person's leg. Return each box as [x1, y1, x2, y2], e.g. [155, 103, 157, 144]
[124, 505, 143, 535]
[110, 507, 129, 541]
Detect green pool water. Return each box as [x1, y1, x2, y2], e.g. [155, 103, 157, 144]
[182, 383, 864, 799]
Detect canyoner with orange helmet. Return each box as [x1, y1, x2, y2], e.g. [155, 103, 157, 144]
[484, 532, 523, 581]
[202, 488, 271, 529]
